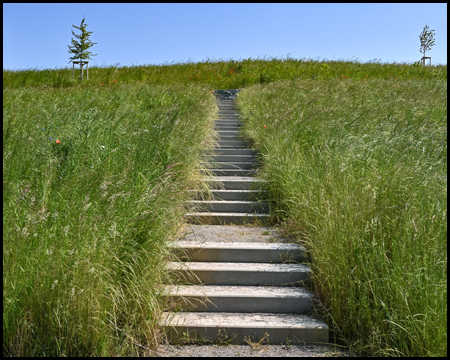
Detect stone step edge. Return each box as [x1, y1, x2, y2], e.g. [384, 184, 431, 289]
[186, 212, 270, 217]
[171, 241, 305, 251]
[164, 285, 315, 297]
[188, 200, 265, 205]
[160, 312, 329, 345]
[200, 176, 265, 182]
[167, 262, 310, 272]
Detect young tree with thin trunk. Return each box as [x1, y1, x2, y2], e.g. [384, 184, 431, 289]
[419, 24, 435, 65]
[67, 17, 97, 80]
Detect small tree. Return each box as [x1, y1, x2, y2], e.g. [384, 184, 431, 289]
[67, 17, 97, 80]
[419, 24, 435, 65]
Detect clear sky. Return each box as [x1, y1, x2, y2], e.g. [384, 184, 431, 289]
[3, 3, 447, 71]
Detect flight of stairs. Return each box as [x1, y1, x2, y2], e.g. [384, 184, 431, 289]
[186, 89, 270, 225]
[160, 90, 329, 345]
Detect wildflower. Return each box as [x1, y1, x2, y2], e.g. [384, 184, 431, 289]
[264, 125, 266, 128]
[56, 139, 61, 144]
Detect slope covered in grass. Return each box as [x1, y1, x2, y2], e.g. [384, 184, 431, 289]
[3, 57, 447, 356]
[3, 57, 446, 90]
[237, 78, 447, 357]
[3, 83, 217, 356]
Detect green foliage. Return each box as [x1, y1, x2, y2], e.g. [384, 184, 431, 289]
[2, 57, 448, 357]
[3, 57, 447, 90]
[419, 24, 435, 59]
[3, 83, 217, 356]
[238, 79, 447, 357]
[67, 17, 97, 63]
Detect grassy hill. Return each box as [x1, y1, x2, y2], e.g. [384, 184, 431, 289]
[3, 58, 447, 357]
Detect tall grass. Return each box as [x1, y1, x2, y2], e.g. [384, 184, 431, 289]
[237, 78, 447, 356]
[3, 83, 217, 356]
[3, 57, 447, 356]
[3, 56, 446, 91]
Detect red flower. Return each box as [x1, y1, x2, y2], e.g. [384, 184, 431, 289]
[263, 125, 266, 128]
[56, 140, 61, 144]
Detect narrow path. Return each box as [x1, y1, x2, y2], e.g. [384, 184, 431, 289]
[160, 90, 329, 346]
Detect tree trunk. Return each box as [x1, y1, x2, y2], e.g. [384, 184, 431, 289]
[80, 58, 83, 81]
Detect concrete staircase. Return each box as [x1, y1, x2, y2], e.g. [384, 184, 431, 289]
[186, 89, 270, 225]
[160, 90, 329, 345]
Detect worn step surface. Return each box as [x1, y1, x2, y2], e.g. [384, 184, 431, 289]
[161, 312, 328, 345]
[167, 262, 311, 286]
[216, 131, 243, 139]
[208, 168, 256, 176]
[211, 148, 257, 155]
[173, 241, 306, 263]
[185, 212, 270, 225]
[165, 285, 315, 313]
[201, 176, 264, 190]
[189, 190, 265, 201]
[215, 119, 241, 124]
[216, 140, 248, 148]
[189, 200, 268, 213]
[201, 161, 256, 169]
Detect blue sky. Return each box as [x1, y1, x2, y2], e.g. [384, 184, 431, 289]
[3, 3, 447, 70]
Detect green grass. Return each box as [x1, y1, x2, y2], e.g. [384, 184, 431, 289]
[3, 56, 447, 90]
[3, 57, 447, 356]
[237, 78, 447, 357]
[3, 82, 217, 356]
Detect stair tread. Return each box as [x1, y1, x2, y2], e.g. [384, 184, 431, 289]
[173, 241, 304, 251]
[189, 200, 265, 204]
[165, 285, 315, 298]
[167, 262, 310, 272]
[161, 312, 328, 329]
[201, 176, 262, 181]
[186, 212, 269, 216]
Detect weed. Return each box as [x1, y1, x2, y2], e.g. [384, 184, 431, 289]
[244, 332, 270, 351]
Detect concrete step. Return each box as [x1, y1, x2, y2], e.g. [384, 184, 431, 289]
[201, 176, 264, 190]
[160, 312, 329, 345]
[218, 112, 239, 117]
[189, 189, 265, 201]
[210, 148, 257, 156]
[216, 140, 249, 147]
[209, 168, 256, 176]
[188, 200, 268, 213]
[201, 161, 256, 169]
[215, 144, 248, 149]
[167, 262, 311, 286]
[210, 189, 265, 201]
[173, 241, 306, 263]
[216, 112, 240, 121]
[164, 285, 315, 313]
[179, 225, 289, 244]
[215, 119, 241, 125]
[203, 154, 257, 163]
[215, 125, 240, 131]
[185, 212, 270, 225]
[218, 107, 237, 112]
[218, 105, 238, 108]
[217, 108, 238, 112]
[217, 130, 242, 139]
